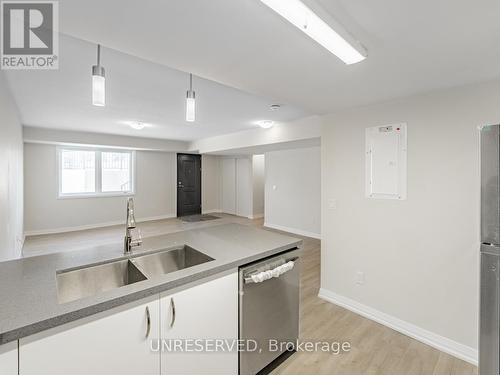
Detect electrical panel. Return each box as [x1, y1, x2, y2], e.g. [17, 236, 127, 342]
[365, 123, 407, 200]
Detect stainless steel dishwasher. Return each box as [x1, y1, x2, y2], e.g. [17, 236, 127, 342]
[239, 248, 300, 375]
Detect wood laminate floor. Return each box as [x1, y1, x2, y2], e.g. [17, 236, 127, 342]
[23, 215, 477, 375]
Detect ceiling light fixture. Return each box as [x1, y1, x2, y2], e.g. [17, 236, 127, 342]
[186, 73, 196, 122]
[258, 120, 274, 129]
[270, 104, 281, 111]
[259, 0, 366, 64]
[129, 122, 145, 130]
[92, 44, 106, 106]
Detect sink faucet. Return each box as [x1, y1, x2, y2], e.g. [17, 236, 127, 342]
[124, 197, 142, 254]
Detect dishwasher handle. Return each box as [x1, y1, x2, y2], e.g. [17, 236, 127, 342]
[244, 258, 298, 284]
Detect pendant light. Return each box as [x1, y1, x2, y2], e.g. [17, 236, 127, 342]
[186, 73, 195, 122]
[92, 44, 105, 106]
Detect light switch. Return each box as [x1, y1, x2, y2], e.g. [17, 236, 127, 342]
[356, 271, 365, 285]
[272, 185, 277, 191]
[328, 199, 337, 210]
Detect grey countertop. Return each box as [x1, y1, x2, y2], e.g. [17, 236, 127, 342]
[0, 223, 301, 345]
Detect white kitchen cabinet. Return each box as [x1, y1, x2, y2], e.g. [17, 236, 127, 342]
[0, 341, 18, 375]
[161, 271, 238, 375]
[20, 295, 160, 375]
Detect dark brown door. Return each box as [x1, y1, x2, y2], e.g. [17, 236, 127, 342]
[177, 153, 201, 217]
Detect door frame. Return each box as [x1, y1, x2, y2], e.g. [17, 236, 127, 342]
[176, 153, 202, 217]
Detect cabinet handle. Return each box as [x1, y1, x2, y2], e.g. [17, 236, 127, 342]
[145, 306, 151, 338]
[170, 298, 176, 328]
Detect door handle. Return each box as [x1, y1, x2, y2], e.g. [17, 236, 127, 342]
[170, 298, 176, 328]
[244, 258, 298, 284]
[145, 306, 151, 338]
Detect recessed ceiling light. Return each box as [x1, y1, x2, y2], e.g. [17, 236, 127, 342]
[270, 104, 281, 111]
[259, 0, 366, 64]
[129, 122, 145, 130]
[258, 120, 274, 129]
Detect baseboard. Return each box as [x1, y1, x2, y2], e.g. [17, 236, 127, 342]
[24, 214, 176, 237]
[137, 214, 176, 223]
[264, 222, 321, 239]
[248, 213, 264, 219]
[202, 209, 222, 214]
[18, 234, 25, 257]
[318, 288, 478, 365]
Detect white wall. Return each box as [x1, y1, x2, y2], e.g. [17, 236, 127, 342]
[236, 158, 253, 218]
[252, 155, 265, 218]
[320, 80, 500, 363]
[221, 158, 236, 215]
[201, 154, 221, 213]
[24, 143, 177, 234]
[264, 147, 321, 238]
[0, 72, 24, 261]
[190, 115, 321, 154]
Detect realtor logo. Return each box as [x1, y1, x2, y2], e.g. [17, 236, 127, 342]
[1, 1, 58, 69]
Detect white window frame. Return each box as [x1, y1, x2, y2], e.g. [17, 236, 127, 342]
[57, 146, 136, 199]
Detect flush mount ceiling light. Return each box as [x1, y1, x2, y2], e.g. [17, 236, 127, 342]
[121, 120, 151, 130]
[259, 0, 366, 64]
[186, 73, 196, 122]
[92, 44, 106, 106]
[258, 120, 274, 129]
[129, 122, 145, 130]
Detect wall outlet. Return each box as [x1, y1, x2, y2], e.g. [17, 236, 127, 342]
[356, 271, 365, 285]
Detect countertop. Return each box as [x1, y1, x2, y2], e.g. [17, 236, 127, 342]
[0, 223, 301, 345]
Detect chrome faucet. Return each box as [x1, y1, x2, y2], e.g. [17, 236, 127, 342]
[124, 197, 142, 254]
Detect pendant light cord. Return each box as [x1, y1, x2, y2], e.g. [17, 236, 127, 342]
[96, 44, 101, 66]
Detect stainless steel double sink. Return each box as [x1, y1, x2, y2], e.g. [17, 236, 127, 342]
[56, 246, 214, 304]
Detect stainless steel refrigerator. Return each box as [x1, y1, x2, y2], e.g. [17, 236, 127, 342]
[480, 124, 500, 375]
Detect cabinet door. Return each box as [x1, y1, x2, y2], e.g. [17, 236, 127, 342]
[160, 272, 238, 375]
[0, 341, 17, 375]
[20, 296, 160, 375]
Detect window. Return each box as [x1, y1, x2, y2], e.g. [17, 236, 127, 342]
[58, 147, 135, 198]
[60, 149, 95, 194]
[101, 152, 132, 192]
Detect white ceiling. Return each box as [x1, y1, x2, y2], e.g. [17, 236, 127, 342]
[56, 0, 500, 114]
[5, 35, 308, 141]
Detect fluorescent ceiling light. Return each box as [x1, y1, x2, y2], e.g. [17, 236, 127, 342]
[258, 120, 274, 129]
[259, 0, 366, 64]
